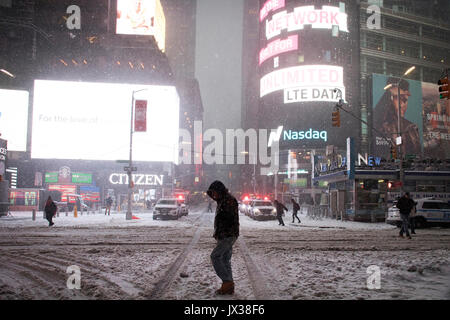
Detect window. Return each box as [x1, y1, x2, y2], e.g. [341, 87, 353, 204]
[422, 202, 440, 209]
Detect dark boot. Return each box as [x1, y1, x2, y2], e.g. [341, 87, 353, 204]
[216, 281, 234, 295]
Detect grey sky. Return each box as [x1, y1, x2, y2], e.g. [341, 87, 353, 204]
[195, 0, 244, 131]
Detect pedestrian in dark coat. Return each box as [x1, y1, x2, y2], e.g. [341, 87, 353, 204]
[105, 196, 113, 215]
[44, 196, 57, 227]
[207, 180, 239, 295]
[274, 200, 287, 226]
[291, 198, 301, 223]
[396, 192, 415, 239]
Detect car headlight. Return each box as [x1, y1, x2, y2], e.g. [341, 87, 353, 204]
[271, 209, 276, 214]
[253, 209, 261, 215]
[170, 209, 177, 215]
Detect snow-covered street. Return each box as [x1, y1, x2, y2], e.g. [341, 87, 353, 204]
[0, 204, 449, 300]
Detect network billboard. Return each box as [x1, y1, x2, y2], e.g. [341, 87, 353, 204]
[258, 0, 360, 149]
[31, 80, 179, 163]
[371, 73, 450, 159]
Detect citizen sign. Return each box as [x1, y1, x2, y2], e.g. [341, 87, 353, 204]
[109, 173, 164, 186]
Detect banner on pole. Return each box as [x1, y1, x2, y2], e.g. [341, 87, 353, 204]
[134, 100, 147, 132]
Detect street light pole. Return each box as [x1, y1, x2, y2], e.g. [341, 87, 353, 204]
[126, 92, 135, 221]
[127, 88, 148, 220]
[396, 82, 404, 194]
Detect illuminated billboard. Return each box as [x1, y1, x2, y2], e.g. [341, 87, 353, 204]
[257, 0, 360, 149]
[260, 65, 345, 102]
[0, 89, 29, 151]
[265, 5, 348, 40]
[259, 35, 298, 66]
[116, 0, 166, 52]
[260, 0, 285, 22]
[32, 80, 179, 163]
[116, 0, 155, 35]
[372, 74, 450, 159]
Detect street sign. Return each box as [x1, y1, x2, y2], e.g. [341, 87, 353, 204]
[396, 136, 402, 145]
[124, 166, 137, 172]
[406, 154, 416, 160]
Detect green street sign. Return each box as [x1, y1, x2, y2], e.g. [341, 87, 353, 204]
[72, 173, 92, 184]
[45, 172, 58, 183]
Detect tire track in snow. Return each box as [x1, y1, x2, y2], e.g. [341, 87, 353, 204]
[147, 211, 209, 299]
[0, 258, 65, 300]
[3, 252, 89, 299]
[41, 250, 144, 298]
[237, 236, 272, 300]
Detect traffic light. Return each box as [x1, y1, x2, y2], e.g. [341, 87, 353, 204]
[390, 145, 397, 159]
[438, 75, 449, 100]
[332, 109, 340, 127]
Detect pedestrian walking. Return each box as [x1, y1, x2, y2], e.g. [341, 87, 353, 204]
[105, 196, 113, 215]
[207, 181, 239, 295]
[44, 196, 57, 227]
[396, 192, 415, 239]
[274, 200, 287, 226]
[291, 198, 301, 223]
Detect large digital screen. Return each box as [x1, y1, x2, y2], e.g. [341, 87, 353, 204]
[0, 89, 29, 151]
[257, 0, 360, 149]
[116, 0, 155, 35]
[32, 80, 179, 163]
[116, 0, 166, 51]
[372, 73, 450, 159]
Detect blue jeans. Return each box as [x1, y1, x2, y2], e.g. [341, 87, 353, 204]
[211, 236, 237, 282]
[400, 213, 410, 236]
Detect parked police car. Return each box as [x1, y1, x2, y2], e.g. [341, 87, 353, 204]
[247, 200, 277, 221]
[153, 198, 182, 220]
[386, 198, 450, 228]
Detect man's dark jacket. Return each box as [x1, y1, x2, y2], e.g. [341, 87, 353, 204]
[207, 181, 239, 240]
[396, 196, 415, 215]
[275, 201, 288, 216]
[44, 201, 57, 219]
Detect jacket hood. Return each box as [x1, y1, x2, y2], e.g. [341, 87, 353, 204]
[207, 180, 228, 199]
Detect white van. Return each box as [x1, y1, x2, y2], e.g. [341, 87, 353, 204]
[153, 198, 181, 220]
[386, 198, 450, 228]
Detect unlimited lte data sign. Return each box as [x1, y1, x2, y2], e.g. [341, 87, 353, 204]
[260, 65, 345, 103]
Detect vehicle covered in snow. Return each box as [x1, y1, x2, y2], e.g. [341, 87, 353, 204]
[247, 200, 277, 221]
[153, 198, 182, 220]
[386, 198, 450, 228]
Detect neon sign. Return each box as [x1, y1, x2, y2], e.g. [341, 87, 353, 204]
[260, 65, 344, 99]
[265, 5, 348, 40]
[284, 87, 345, 103]
[109, 173, 164, 186]
[259, 35, 298, 66]
[260, 0, 285, 22]
[283, 129, 328, 142]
